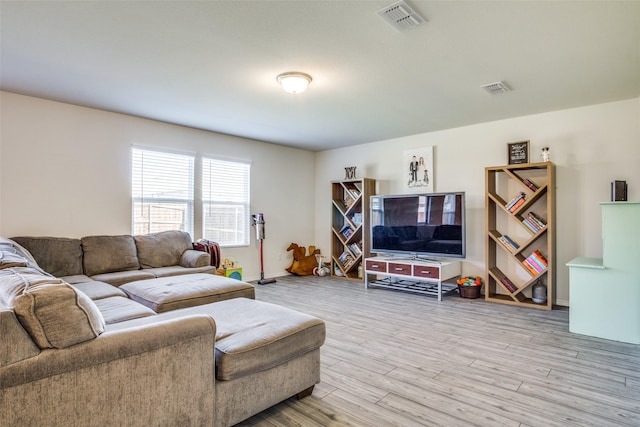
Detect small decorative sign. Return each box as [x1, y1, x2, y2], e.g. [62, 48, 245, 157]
[344, 166, 357, 179]
[507, 141, 530, 164]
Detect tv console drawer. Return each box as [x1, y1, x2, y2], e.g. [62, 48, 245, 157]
[414, 265, 439, 280]
[388, 262, 412, 276]
[365, 260, 387, 273]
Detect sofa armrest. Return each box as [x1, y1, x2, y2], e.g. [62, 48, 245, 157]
[1, 315, 216, 425]
[181, 249, 211, 268]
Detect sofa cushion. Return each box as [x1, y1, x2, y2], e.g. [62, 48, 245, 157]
[71, 281, 127, 300]
[82, 235, 140, 276]
[93, 296, 156, 324]
[145, 265, 217, 278]
[134, 230, 193, 269]
[59, 274, 93, 284]
[120, 274, 254, 313]
[13, 282, 105, 349]
[89, 270, 156, 287]
[11, 236, 84, 277]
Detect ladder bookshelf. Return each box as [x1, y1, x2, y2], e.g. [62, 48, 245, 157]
[485, 162, 555, 309]
[331, 178, 376, 281]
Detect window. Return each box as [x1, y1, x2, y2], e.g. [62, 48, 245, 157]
[202, 157, 250, 246]
[131, 147, 251, 246]
[131, 147, 194, 236]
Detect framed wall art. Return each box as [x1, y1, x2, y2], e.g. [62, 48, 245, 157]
[404, 146, 433, 193]
[507, 140, 530, 164]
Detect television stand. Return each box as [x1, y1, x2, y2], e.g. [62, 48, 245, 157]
[364, 256, 461, 301]
[384, 255, 442, 264]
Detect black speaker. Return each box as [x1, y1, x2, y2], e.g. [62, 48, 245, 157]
[611, 180, 627, 201]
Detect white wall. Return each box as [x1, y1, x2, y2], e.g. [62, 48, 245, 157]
[0, 91, 316, 281]
[314, 98, 640, 306]
[3, 91, 639, 302]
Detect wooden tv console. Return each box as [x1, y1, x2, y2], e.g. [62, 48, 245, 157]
[364, 256, 461, 301]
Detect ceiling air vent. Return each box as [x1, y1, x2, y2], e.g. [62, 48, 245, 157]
[377, 1, 425, 31]
[481, 81, 511, 94]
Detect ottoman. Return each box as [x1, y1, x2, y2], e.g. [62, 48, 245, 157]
[105, 297, 326, 426]
[120, 273, 255, 313]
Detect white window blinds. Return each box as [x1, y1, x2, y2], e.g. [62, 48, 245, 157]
[202, 157, 250, 246]
[131, 147, 194, 236]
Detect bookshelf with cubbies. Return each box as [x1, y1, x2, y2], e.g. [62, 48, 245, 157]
[331, 178, 376, 281]
[485, 162, 555, 309]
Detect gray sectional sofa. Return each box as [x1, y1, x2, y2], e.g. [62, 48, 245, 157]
[0, 232, 326, 426]
[11, 230, 218, 286]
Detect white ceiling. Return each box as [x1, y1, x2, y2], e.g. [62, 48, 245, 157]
[1, 1, 639, 151]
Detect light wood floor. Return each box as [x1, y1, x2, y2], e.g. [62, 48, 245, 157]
[236, 275, 640, 427]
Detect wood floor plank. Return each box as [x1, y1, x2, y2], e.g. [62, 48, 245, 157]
[241, 276, 640, 426]
[516, 381, 640, 426]
[322, 388, 422, 427]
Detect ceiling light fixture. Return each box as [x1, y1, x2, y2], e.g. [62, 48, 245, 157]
[277, 72, 312, 94]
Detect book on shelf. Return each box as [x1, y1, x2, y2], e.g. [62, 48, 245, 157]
[527, 256, 546, 271]
[509, 198, 525, 213]
[498, 234, 519, 251]
[339, 224, 353, 238]
[351, 213, 362, 227]
[344, 196, 355, 208]
[348, 243, 362, 256]
[532, 250, 548, 266]
[521, 259, 540, 275]
[338, 252, 354, 268]
[522, 178, 539, 191]
[506, 192, 525, 210]
[527, 212, 546, 228]
[521, 250, 548, 275]
[500, 277, 518, 293]
[523, 257, 543, 273]
[522, 217, 541, 232]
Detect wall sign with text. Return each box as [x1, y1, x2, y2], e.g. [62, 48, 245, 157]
[507, 141, 530, 164]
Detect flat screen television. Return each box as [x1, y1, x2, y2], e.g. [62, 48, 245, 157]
[370, 192, 466, 259]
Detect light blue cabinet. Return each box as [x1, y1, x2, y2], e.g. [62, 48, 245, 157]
[567, 202, 640, 344]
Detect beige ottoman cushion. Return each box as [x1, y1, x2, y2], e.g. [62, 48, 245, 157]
[105, 297, 326, 381]
[210, 298, 325, 381]
[120, 273, 255, 313]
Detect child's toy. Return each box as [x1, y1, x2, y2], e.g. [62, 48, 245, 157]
[286, 243, 321, 276]
[313, 254, 331, 277]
